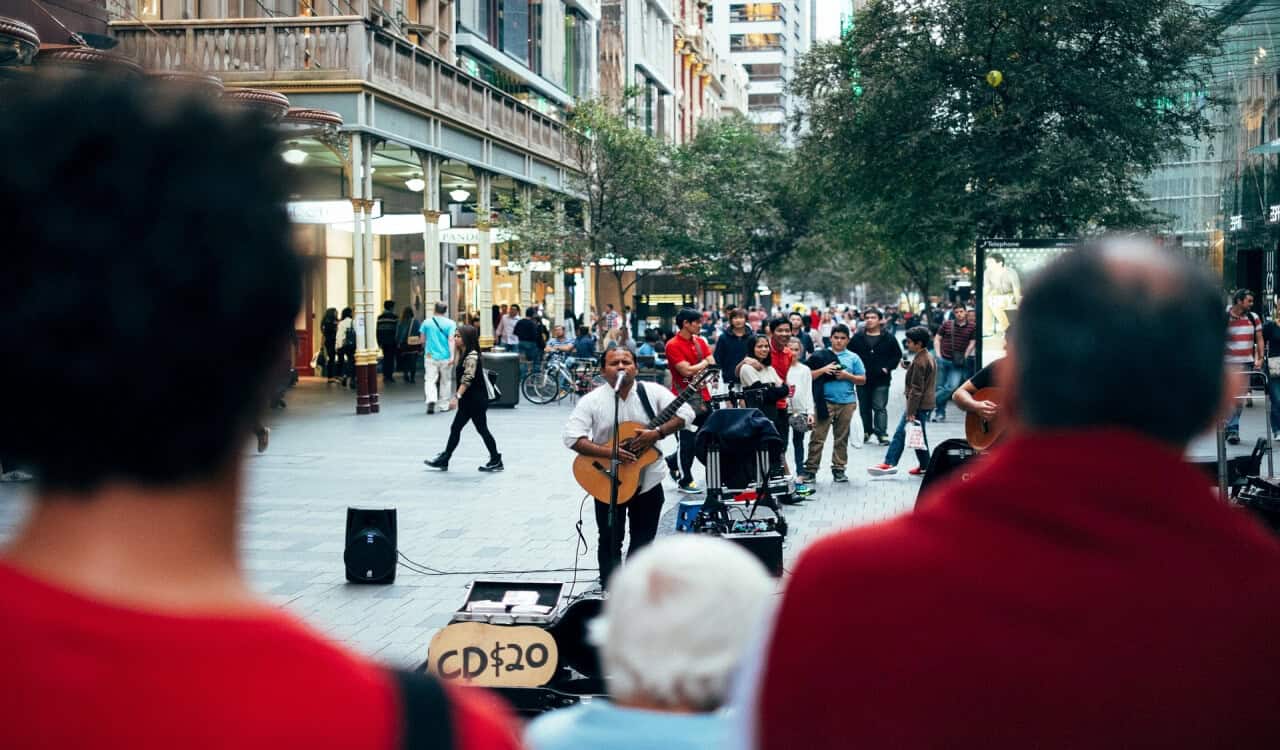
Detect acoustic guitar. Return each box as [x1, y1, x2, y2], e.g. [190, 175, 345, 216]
[963, 387, 1006, 451]
[573, 368, 718, 505]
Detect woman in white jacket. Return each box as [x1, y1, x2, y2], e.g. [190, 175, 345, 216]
[786, 337, 816, 479]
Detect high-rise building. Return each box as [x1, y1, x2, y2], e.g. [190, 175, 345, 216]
[708, 0, 812, 143]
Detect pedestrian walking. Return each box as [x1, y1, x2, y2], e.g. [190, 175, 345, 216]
[849, 308, 901, 445]
[1225, 288, 1264, 444]
[320, 307, 339, 383]
[799, 324, 866, 484]
[932, 305, 976, 422]
[424, 325, 502, 472]
[869, 326, 935, 476]
[335, 307, 356, 389]
[420, 301, 456, 414]
[375, 300, 399, 384]
[498, 304, 521, 351]
[396, 306, 421, 384]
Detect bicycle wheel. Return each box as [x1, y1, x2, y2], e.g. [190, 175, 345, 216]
[521, 366, 563, 404]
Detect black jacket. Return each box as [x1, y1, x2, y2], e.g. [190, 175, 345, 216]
[714, 330, 752, 384]
[514, 318, 540, 344]
[850, 330, 902, 388]
[805, 349, 839, 421]
[376, 311, 399, 348]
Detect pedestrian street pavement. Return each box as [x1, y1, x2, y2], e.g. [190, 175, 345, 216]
[0, 372, 1269, 668]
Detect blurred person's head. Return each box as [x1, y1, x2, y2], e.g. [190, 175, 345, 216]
[383, 300, 395, 312]
[552, 324, 565, 337]
[748, 334, 772, 366]
[729, 308, 748, 330]
[905, 326, 931, 352]
[787, 336, 805, 359]
[399, 306, 415, 323]
[676, 308, 701, 336]
[1232, 288, 1254, 313]
[1010, 236, 1224, 447]
[577, 325, 590, 337]
[455, 325, 480, 355]
[434, 301, 448, 315]
[341, 307, 353, 320]
[323, 307, 338, 323]
[0, 72, 300, 493]
[591, 536, 774, 712]
[768, 317, 791, 347]
[830, 324, 851, 351]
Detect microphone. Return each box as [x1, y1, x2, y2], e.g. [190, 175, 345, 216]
[613, 370, 626, 392]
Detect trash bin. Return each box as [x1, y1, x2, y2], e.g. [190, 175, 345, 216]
[481, 351, 520, 408]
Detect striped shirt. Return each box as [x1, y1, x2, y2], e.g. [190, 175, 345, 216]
[1225, 309, 1260, 364]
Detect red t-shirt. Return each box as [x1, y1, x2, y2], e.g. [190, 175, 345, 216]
[666, 333, 712, 401]
[0, 562, 521, 750]
[769, 339, 793, 408]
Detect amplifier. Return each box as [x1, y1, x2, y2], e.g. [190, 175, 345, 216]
[721, 531, 783, 577]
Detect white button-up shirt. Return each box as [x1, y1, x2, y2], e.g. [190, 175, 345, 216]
[562, 381, 696, 494]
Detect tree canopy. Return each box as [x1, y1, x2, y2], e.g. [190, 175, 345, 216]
[790, 0, 1224, 298]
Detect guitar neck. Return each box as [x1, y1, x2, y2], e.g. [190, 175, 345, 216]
[648, 375, 706, 429]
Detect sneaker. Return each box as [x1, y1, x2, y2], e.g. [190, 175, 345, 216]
[908, 467, 925, 476]
[794, 483, 816, 497]
[934, 413, 946, 423]
[666, 454, 681, 483]
[256, 427, 270, 453]
[832, 470, 849, 483]
[426, 403, 435, 414]
[878, 436, 891, 446]
[867, 463, 897, 476]
[0, 469, 33, 483]
[678, 481, 703, 494]
[1227, 433, 1242, 446]
[423, 453, 449, 471]
[796, 472, 815, 484]
[864, 434, 875, 444]
[478, 455, 504, 472]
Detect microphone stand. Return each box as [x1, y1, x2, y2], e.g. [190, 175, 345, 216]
[606, 373, 625, 585]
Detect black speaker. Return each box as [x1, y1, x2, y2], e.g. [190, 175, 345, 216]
[722, 531, 784, 577]
[344, 508, 397, 584]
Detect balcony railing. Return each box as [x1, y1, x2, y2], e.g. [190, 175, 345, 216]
[110, 16, 575, 168]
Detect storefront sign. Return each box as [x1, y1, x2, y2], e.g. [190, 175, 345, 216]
[1231, 214, 1244, 231]
[287, 199, 382, 224]
[1269, 205, 1280, 224]
[441, 227, 517, 244]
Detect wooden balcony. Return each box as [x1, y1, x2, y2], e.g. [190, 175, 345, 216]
[110, 16, 575, 168]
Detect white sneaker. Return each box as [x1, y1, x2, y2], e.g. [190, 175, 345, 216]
[867, 463, 898, 476]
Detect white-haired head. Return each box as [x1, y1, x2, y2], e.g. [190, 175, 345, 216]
[590, 535, 775, 711]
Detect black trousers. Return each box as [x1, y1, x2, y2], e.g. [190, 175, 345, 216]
[381, 344, 398, 381]
[594, 482, 665, 584]
[674, 406, 711, 484]
[443, 401, 499, 459]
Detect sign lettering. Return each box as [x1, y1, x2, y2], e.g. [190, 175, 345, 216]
[426, 622, 558, 688]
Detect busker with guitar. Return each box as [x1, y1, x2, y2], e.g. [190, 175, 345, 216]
[564, 348, 696, 584]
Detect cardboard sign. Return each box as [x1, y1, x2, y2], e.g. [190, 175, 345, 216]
[426, 622, 558, 688]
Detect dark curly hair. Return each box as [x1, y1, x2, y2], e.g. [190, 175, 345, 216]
[0, 72, 301, 491]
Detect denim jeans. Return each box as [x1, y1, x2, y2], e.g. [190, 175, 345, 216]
[884, 410, 932, 468]
[857, 384, 890, 439]
[517, 341, 541, 378]
[933, 358, 967, 418]
[1226, 361, 1258, 434]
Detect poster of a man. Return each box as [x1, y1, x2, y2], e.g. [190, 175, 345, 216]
[976, 239, 1076, 365]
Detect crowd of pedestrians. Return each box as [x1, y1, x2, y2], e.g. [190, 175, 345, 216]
[9, 73, 1280, 750]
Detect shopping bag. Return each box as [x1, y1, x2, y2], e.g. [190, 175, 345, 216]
[905, 421, 927, 451]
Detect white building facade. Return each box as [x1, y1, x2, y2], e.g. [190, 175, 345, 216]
[708, 0, 812, 143]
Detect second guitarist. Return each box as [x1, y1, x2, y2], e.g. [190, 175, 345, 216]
[564, 348, 695, 584]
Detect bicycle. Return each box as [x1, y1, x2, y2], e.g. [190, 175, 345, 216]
[520, 353, 605, 404]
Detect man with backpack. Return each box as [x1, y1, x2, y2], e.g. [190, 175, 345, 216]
[1225, 288, 1265, 445]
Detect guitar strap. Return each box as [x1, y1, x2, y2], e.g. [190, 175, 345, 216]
[634, 382, 658, 424]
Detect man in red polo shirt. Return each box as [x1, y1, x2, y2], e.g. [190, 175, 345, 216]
[665, 308, 715, 493]
[751, 238, 1280, 747]
[0, 74, 518, 750]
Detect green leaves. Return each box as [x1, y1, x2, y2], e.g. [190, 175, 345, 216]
[790, 0, 1223, 297]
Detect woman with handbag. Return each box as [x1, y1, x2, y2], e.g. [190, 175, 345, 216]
[786, 337, 817, 493]
[738, 335, 791, 474]
[396, 306, 422, 384]
[423, 325, 503, 473]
